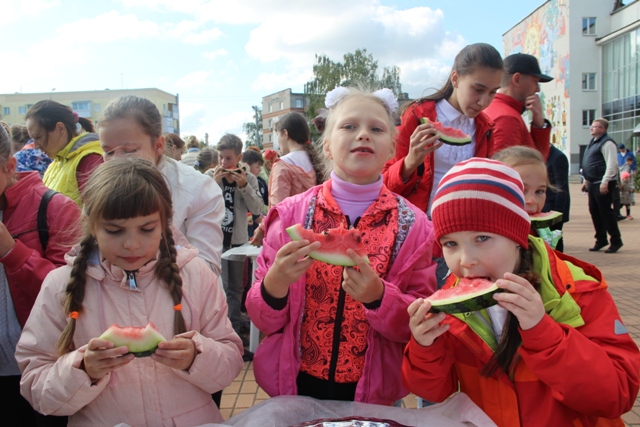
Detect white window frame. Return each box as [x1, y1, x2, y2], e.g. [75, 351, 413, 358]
[295, 99, 303, 108]
[582, 72, 596, 91]
[582, 17, 596, 36]
[279, 101, 284, 110]
[582, 109, 596, 127]
[19, 106, 26, 115]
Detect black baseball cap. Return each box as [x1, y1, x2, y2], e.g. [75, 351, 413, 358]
[504, 53, 553, 83]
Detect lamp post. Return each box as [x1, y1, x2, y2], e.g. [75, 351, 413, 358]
[50, 88, 56, 100]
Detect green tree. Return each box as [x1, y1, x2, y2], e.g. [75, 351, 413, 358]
[304, 49, 403, 138]
[242, 106, 263, 150]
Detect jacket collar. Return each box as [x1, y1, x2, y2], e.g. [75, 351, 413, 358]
[56, 132, 100, 161]
[64, 241, 199, 288]
[494, 93, 526, 115]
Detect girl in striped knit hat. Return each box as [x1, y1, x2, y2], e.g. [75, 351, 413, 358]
[402, 157, 640, 427]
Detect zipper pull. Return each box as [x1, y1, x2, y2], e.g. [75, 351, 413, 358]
[126, 271, 137, 290]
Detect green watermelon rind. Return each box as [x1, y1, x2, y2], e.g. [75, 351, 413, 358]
[99, 323, 167, 357]
[420, 118, 472, 146]
[427, 283, 502, 314]
[530, 211, 563, 229]
[285, 225, 368, 267]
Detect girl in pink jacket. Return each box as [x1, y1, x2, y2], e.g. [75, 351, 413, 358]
[246, 87, 437, 405]
[16, 158, 244, 427]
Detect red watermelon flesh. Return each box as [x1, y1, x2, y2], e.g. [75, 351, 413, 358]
[420, 118, 472, 145]
[286, 224, 369, 266]
[98, 322, 166, 357]
[427, 277, 500, 314]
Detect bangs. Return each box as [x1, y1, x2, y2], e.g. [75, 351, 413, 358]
[99, 178, 163, 221]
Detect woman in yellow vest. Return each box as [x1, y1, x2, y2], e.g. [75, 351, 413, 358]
[25, 100, 103, 206]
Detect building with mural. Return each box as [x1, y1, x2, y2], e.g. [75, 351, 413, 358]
[503, 0, 639, 173]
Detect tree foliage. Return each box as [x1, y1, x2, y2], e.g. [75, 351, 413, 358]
[304, 48, 403, 136]
[243, 107, 263, 150]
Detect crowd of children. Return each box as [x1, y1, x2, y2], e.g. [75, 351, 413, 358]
[2, 44, 640, 427]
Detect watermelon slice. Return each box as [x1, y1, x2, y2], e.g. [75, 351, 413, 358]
[530, 210, 562, 229]
[420, 118, 472, 145]
[427, 278, 501, 314]
[285, 224, 369, 266]
[98, 322, 166, 357]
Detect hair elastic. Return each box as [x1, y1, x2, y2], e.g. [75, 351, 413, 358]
[173, 304, 182, 311]
[324, 86, 398, 112]
[69, 311, 79, 319]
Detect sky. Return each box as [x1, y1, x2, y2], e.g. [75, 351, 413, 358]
[1, 0, 546, 143]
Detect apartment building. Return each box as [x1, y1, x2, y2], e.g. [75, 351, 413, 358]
[261, 88, 306, 150]
[503, 0, 639, 173]
[0, 87, 180, 134]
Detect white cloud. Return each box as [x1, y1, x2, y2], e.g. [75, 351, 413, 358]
[251, 69, 313, 93]
[175, 71, 213, 89]
[0, 0, 58, 24]
[168, 20, 224, 44]
[56, 11, 160, 44]
[203, 48, 228, 61]
[181, 108, 253, 145]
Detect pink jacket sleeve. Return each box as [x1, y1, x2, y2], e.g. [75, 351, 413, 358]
[365, 210, 437, 343]
[172, 263, 244, 393]
[16, 268, 111, 416]
[245, 211, 293, 335]
[4, 194, 81, 327]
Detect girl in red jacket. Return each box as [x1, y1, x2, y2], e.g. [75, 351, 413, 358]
[402, 158, 640, 427]
[0, 124, 81, 426]
[382, 43, 503, 215]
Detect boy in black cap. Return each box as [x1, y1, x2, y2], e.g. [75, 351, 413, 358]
[486, 53, 554, 160]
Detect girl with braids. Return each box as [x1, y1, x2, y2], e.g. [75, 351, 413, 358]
[251, 111, 325, 246]
[246, 87, 436, 404]
[0, 120, 80, 426]
[25, 100, 103, 206]
[16, 158, 244, 426]
[382, 43, 503, 215]
[402, 158, 640, 427]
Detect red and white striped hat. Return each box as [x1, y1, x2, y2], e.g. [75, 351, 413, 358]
[431, 157, 531, 248]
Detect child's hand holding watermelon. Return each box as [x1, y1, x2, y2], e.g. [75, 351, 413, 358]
[341, 249, 384, 304]
[263, 239, 322, 298]
[402, 118, 443, 181]
[150, 337, 197, 371]
[82, 338, 135, 381]
[407, 299, 450, 347]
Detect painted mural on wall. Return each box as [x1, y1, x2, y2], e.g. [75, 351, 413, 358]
[503, 0, 570, 150]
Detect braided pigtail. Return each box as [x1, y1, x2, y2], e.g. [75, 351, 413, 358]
[156, 225, 187, 336]
[302, 141, 326, 185]
[57, 235, 96, 355]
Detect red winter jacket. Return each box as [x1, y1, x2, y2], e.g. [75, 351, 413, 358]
[484, 93, 551, 160]
[382, 100, 494, 213]
[2, 172, 81, 326]
[402, 237, 640, 427]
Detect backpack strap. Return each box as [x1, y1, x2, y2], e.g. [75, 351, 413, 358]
[38, 189, 57, 251]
